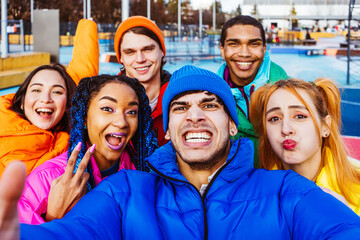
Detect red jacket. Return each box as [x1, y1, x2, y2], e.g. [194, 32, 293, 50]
[151, 81, 169, 146]
[119, 71, 171, 147]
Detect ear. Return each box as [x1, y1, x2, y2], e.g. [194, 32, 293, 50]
[229, 120, 238, 137]
[321, 115, 331, 138]
[220, 44, 225, 59]
[165, 129, 171, 140]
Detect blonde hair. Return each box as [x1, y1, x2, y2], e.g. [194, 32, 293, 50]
[250, 78, 360, 205]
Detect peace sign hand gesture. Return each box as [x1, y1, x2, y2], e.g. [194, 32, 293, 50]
[46, 143, 95, 222]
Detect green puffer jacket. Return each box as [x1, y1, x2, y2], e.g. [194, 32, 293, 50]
[217, 52, 289, 167]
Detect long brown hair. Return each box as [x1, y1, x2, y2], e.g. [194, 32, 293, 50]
[250, 78, 360, 205]
[11, 64, 76, 133]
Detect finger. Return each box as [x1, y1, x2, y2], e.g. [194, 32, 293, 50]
[0, 162, 26, 202]
[64, 142, 82, 179]
[80, 172, 90, 187]
[66, 173, 90, 214]
[73, 144, 95, 182]
[51, 174, 63, 186]
[0, 161, 26, 230]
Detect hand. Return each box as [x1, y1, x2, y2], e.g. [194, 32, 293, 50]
[0, 161, 26, 240]
[46, 143, 95, 222]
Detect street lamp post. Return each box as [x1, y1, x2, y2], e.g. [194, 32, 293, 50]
[213, 0, 216, 31]
[83, 0, 87, 19]
[1, 0, 8, 58]
[31, 0, 34, 23]
[178, 0, 181, 40]
[199, 5, 202, 39]
[122, 0, 129, 21]
[87, 0, 91, 19]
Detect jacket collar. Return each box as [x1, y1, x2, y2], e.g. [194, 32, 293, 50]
[147, 138, 254, 184]
[217, 50, 271, 93]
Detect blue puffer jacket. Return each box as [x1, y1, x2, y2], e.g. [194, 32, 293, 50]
[21, 138, 360, 239]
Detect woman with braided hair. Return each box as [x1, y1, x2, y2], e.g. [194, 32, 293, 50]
[17, 74, 158, 224]
[249, 78, 360, 214]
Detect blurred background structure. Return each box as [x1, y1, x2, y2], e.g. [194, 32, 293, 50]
[0, 0, 360, 149]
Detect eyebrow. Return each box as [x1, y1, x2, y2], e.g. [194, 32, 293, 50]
[170, 101, 187, 109]
[99, 96, 138, 106]
[170, 97, 217, 109]
[200, 97, 217, 104]
[29, 83, 65, 89]
[122, 44, 156, 52]
[265, 105, 308, 116]
[225, 38, 263, 44]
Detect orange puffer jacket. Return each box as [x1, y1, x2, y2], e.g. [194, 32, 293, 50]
[0, 19, 99, 176]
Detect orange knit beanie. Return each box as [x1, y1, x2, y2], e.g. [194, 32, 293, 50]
[114, 16, 166, 64]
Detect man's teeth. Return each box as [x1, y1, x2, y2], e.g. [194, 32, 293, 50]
[236, 62, 251, 67]
[135, 66, 150, 71]
[185, 132, 211, 143]
[36, 108, 53, 113]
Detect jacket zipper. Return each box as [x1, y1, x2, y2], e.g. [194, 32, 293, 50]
[147, 138, 241, 240]
[237, 85, 255, 121]
[147, 162, 206, 238]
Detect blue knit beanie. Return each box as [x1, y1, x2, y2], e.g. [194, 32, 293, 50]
[162, 65, 239, 132]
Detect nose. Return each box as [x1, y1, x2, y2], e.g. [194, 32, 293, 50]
[136, 51, 146, 63]
[40, 91, 53, 103]
[186, 106, 205, 124]
[112, 113, 129, 129]
[237, 45, 251, 58]
[281, 118, 295, 137]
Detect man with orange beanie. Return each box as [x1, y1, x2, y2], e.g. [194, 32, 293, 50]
[114, 16, 171, 146]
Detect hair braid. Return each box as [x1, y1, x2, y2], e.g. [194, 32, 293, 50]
[67, 75, 158, 191]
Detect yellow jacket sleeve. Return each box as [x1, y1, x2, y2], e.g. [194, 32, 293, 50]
[66, 19, 99, 85]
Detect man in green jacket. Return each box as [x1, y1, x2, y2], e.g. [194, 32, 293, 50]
[217, 15, 289, 167]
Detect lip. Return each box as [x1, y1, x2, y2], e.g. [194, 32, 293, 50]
[35, 107, 54, 120]
[233, 60, 254, 71]
[134, 65, 151, 74]
[105, 132, 126, 151]
[283, 139, 296, 150]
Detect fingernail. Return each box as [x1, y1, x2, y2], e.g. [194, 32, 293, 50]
[76, 142, 82, 151]
[89, 144, 96, 153]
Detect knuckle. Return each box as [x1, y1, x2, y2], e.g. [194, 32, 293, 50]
[77, 163, 87, 172]
[67, 159, 76, 166]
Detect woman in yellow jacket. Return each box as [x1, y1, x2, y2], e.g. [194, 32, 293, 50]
[0, 19, 99, 176]
[250, 78, 360, 214]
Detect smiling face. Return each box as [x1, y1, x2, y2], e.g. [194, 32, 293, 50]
[120, 32, 164, 86]
[165, 91, 237, 171]
[86, 82, 139, 171]
[220, 24, 266, 87]
[265, 88, 330, 178]
[23, 69, 67, 130]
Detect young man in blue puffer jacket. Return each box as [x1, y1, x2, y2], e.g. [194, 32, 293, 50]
[1, 65, 360, 240]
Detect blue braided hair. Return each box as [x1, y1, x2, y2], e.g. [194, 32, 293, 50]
[68, 74, 158, 190]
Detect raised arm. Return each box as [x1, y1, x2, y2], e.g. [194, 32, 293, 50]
[281, 172, 360, 239]
[20, 176, 124, 239]
[66, 19, 99, 85]
[0, 162, 26, 240]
